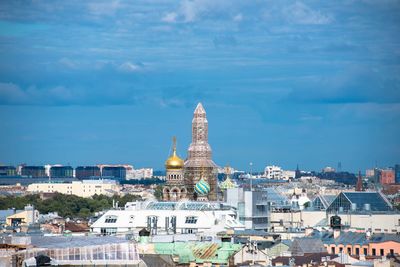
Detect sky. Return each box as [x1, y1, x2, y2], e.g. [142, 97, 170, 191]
[0, 0, 399, 172]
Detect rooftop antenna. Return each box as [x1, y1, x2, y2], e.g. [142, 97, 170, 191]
[250, 162, 253, 191]
[337, 162, 342, 172]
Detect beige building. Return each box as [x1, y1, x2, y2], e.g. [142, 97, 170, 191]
[27, 179, 120, 198]
[6, 205, 39, 227]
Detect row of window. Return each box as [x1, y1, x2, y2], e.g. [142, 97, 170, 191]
[331, 246, 395, 256]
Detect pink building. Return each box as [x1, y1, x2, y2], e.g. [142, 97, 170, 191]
[380, 169, 395, 185]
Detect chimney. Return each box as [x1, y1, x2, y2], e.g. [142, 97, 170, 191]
[334, 229, 341, 239]
[305, 227, 313, 236]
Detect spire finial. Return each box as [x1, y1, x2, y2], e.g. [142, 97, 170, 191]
[172, 136, 177, 156]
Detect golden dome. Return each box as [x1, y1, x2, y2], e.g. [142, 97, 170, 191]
[165, 137, 184, 170]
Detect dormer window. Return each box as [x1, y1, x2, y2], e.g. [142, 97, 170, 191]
[185, 216, 198, 224]
[105, 215, 118, 223]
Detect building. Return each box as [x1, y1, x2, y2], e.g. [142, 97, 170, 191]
[27, 179, 120, 198]
[326, 192, 392, 213]
[101, 166, 127, 179]
[323, 166, 336, 173]
[75, 166, 100, 179]
[91, 201, 244, 236]
[21, 166, 46, 178]
[5, 205, 38, 227]
[184, 103, 218, 201]
[126, 168, 153, 179]
[162, 103, 218, 201]
[395, 164, 400, 184]
[163, 137, 187, 201]
[264, 165, 283, 179]
[0, 166, 16, 176]
[380, 169, 395, 185]
[49, 166, 73, 178]
[224, 187, 288, 230]
[315, 231, 400, 257]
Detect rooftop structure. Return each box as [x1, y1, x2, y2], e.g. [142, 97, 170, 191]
[326, 192, 393, 213]
[91, 200, 244, 237]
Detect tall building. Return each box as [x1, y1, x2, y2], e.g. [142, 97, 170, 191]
[50, 166, 73, 178]
[162, 103, 218, 202]
[21, 166, 46, 178]
[395, 164, 400, 184]
[163, 137, 187, 201]
[380, 169, 395, 185]
[0, 166, 16, 176]
[184, 103, 218, 201]
[102, 166, 127, 179]
[75, 166, 101, 179]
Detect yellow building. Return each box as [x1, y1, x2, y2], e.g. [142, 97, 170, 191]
[6, 204, 39, 227]
[27, 179, 120, 198]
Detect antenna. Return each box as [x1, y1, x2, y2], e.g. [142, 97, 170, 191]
[337, 162, 342, 172]
[250, 162, 253, 191]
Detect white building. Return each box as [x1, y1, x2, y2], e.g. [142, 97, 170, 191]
[27, 179, 120, 198]
[126, 168, 153, 180]
[90, 201, 244, 236]
[264, 165, 283, 179]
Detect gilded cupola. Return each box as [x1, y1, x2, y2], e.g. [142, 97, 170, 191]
[165, 136, 184, 170]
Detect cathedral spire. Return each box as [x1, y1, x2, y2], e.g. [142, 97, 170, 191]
[194, 102, 206, 115]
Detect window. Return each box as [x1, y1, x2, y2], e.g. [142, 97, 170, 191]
[363, 248, 367, 255]
[339, 247, 343, 252]
[355, 248, 359, 255]
[380, 249, 384, 256]
[372, 249, 376, 256]
[347, 247, 351, 254]
[182, 228, 197, 234]
[331, 247, 335, 254]
[185, 216, 198, 224]
[390, 249, 394, 256]
[105, 215, 118, 223]
[100, 228, 117, 235]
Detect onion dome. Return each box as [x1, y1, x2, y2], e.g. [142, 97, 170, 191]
[219, 177, 236, 191]
[194, 178, 210, 196]
[165, 137, 184, 170]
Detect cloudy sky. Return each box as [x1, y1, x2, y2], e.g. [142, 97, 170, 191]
[0, 0, 399, 172]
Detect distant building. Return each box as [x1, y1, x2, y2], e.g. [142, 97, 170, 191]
[126, 168, 153, 180]
[49, 166, 73, 178]
[322, 166, 336, 173]
[395, 164, 400, 184]
[27, 179, 120, 198]
[264, 165, 283, 179]
[75, 166, 100, 179]
[0, 166, 16, 176]
[365, 169, 375, 177]
[102, 166, 126, 179]
[21, 166, 46, 178]
[380, 169, 395, 185]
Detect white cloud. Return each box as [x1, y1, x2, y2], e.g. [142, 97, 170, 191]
[87, 0, 121, 16]
[118, 62, 143, 73]
[233, 13, 243, 22]
[284, 1, 333, 25]
[162, 12, 178, 23]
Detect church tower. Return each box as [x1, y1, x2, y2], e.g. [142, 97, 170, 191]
[184, 103, 218, 201]
[163, 137, 187, 201]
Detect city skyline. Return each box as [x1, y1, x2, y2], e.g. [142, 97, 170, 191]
[0, 1, 399, 172]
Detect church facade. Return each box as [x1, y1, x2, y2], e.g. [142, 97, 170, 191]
[163, 103, 218, 201]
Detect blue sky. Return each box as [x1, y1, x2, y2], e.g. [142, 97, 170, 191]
[0, 0, 399, 172]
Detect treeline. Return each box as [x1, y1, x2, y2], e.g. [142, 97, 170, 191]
[0, 193, 141, 218]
